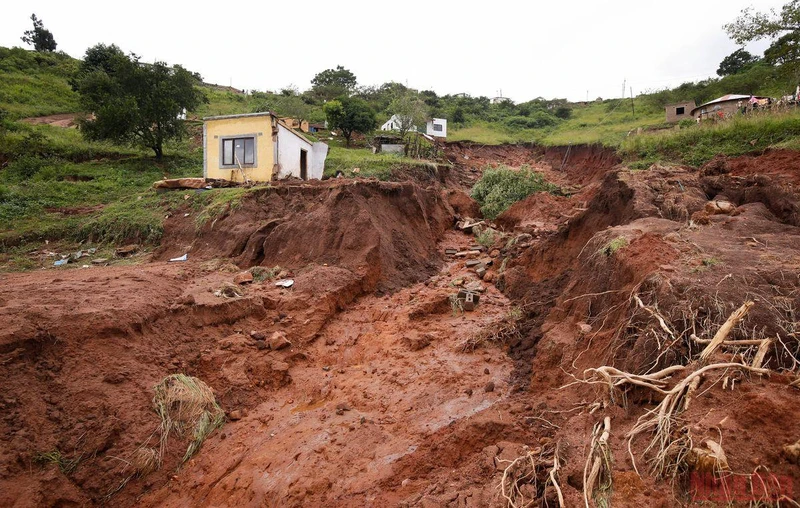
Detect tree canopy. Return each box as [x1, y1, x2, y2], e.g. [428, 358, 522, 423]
[75, 45, 206, 159]
[387, 92, 429, 138]
[323, 97, 376, 146]
[20, 14, 57, 52]
[310, 65, 357, 102]
[724, 0, 800, 45]
[717, 49, 760, 76]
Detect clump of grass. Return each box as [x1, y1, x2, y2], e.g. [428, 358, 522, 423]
[152, 374, 225, 464]
[194, 187, 258, 228]
[600, 236, 628, 256]
[33, 450, 81, 474]
[251, 265, 281, 282]
[471, 165, 560, 219]
[476, 228, 497, 247]
[702, 257, 721, 267]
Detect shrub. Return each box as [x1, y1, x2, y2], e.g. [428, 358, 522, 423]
[471, 165, 559, 219]
[678, 119, 695, 129]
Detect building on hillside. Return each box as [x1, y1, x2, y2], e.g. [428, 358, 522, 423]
[203, 112, 328, 182]
[690, 94, 770, 121]
[664, 101, 696, 123]
[380, 114, 417, 133]
[426, 118, 447, 138]
[490, 96, 513, 104]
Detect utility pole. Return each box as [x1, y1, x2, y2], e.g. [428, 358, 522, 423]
[630, 86, 635, 118]
[621, 79, 626, 99]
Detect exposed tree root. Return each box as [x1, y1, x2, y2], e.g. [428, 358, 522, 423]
[699, 301, 754, 362]
[498, 442, 565, 508]
[583, 417, 611, 508]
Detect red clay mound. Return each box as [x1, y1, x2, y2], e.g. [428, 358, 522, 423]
[494, 192, 572, 233]
[155, 180, 454, 291]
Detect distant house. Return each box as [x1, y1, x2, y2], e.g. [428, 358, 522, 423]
[490, 96, 513, 104]
[380, 114, 417, 133]
[690, 94, 769, 121]
[426, 118, 447, 138]
[203, 112, 328, 182]
[664, 101, 696, 123]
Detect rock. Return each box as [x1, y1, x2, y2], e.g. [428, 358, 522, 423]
[578, 322, 593, 335]
[402, 334, 432, 351]
[489, 249, 500, 258]
[228, 409, 246, 421]
[250, 330, 266, 340]
[476, 266, 487, 279]
[255, 340, 267, 350]
[234, 271, 254, 285]
[783, 441, 800, 464]
[91, 258, 108, 265]
[483, 272, 495, 282]
[465, 260, 481, 268]
[115, 244, 139, 257]
[484, 368, 490, 375]
[269, 331, 292, 350]
[484, 381, 495, 393]
[705, 200, 736, 215]
[444, 248, 458, 255]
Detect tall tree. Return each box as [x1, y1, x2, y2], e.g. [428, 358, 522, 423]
[387, 92, 429, 139]
[764, 32, 800, 65]
[310, 65, 357, 102]
[75, 46, 206, 159]
[323, 97, 376, 147]
[716, 48, 760, 76]
[20, 14, 57, 52]
[724, 0, 800, 45]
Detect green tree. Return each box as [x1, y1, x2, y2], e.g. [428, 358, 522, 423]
[75, 46, 206, 159]
[20, 14, 57, 52]
[310, 65, 357, 102]
[764, 32, 800, 65]
[724, 0, 800, 45]
[387, 92, 429, 139]
[69, 43, 126, 91]
[717, 49, 760, 76]
[323, 97, 376, 147]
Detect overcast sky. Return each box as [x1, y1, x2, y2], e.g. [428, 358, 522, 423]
[1, 1, 784, 102]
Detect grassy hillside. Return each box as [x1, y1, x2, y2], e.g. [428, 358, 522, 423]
[0, 47, 80, 119]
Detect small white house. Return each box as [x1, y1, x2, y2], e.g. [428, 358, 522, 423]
[275, 120, 328, 180]
[380, 114, 417, 132]
[426, 118, 447, 138]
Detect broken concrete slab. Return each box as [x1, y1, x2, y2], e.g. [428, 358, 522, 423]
[153, 177, 208, 190]
[444, 248, 458, 255]
[465, 260, 481, 268]
[115, 244, 138, 257]
[456, 289, 480, 311]
[476, 266, 487, 279]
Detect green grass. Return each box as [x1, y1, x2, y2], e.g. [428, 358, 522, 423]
[33, 450, 81, 475]
[0, 47, 80, 119]
[620, 109, 800, 167]
[600, 237, 629, 256]
[324, 145, 440, 180]
[193, 186, 262, 227]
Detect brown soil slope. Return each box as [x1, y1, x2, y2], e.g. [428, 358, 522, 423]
[2, 145, 800, 507]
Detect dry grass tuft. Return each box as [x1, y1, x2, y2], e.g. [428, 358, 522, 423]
[153, 374, 225, 464]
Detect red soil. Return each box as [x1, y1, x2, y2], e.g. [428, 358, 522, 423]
[2, 145, 800, 507]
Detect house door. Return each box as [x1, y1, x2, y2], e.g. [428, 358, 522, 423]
[300, 149, 308, 180]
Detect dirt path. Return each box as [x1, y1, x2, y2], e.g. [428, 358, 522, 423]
[20, 113, 80, 128]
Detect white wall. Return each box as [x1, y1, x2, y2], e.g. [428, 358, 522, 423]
[276, 124, 327, 180]
[426, 118, 447, 138]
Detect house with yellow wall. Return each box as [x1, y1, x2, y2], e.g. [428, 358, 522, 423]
[203, 112, 328, 183]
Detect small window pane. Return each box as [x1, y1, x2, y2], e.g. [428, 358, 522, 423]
[234, 138, 245, 165]
[244, 137, 254, 164]
[433, 124, 443, 131]
[222, 139, 234, 165]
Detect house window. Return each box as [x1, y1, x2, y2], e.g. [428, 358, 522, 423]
[433, 123, 443, 132]
[221, 137, 255, 166]
[675, 107, 685, 115]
